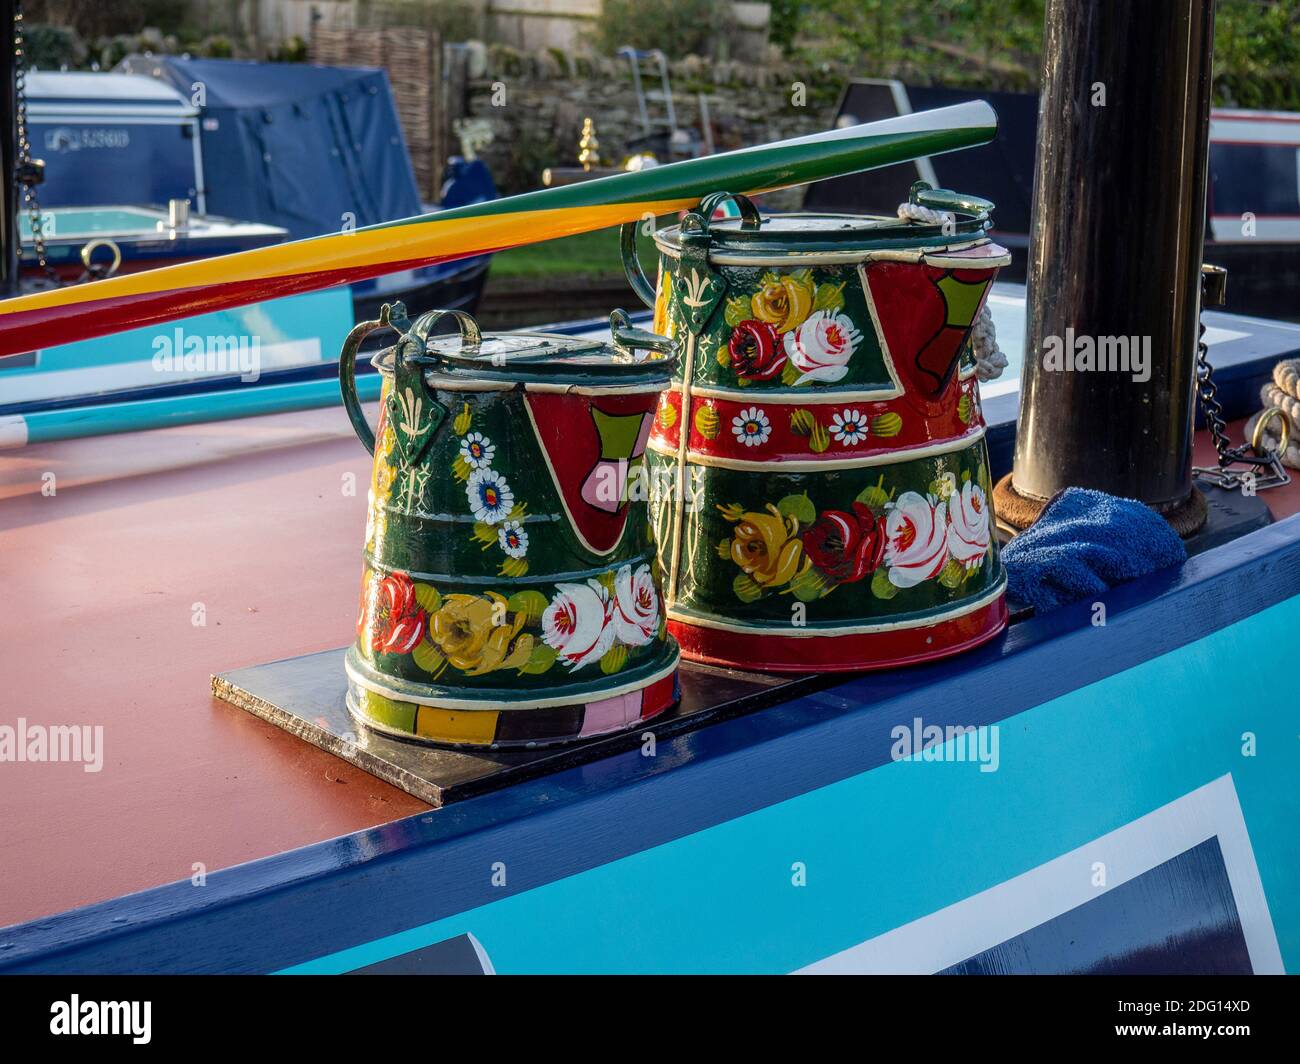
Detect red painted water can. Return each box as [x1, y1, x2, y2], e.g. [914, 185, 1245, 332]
[624, 187, 1011, 672]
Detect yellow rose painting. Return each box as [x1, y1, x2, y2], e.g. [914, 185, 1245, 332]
[751, 270, 815, 333]
[431, 592, 534, 676]
[726, 503, 809, 587]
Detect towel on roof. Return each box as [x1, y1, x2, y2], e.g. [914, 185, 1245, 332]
[1001, 487, 1187, 612]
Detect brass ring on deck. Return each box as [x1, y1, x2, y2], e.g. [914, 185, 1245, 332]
[1252, 405, 1290, 457]
[80, 237, 122, 278]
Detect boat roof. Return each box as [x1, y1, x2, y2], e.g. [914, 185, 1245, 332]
[3, 399, 1298, 932]
[121, 55, 391, 108]
[1, 292, 1299, 935]
[0, 404, 429, 929]
[25, 70, 197, 117]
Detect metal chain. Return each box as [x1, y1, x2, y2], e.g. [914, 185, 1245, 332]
[1192, 264, 1290, 490]
[12, 0, 61, 285]
[1193, 317, 1256, 468]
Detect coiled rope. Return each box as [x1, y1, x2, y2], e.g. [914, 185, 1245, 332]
[1245, 358, 1300, 469]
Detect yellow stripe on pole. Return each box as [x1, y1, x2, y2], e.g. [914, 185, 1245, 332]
[0, 198, 693, 315]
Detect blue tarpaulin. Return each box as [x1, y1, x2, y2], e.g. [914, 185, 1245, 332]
[138, 57, 424, 240]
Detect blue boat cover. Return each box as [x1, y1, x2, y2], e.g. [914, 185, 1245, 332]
[144, 58, 423, 240]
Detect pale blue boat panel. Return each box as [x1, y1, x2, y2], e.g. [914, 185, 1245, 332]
[0, 287, 355, 404]
[18, 207, 165, 238]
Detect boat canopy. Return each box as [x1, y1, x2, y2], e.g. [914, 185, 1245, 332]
[121, 56, 424, 241]
[26, 70, 198, 117]
[23, 71, 203, 210]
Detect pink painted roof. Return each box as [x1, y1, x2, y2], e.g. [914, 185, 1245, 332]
[0, 404, 426, 928]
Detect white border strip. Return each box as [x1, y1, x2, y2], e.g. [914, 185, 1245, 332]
[346, 651, 680, 713]
[647, 424, 985, 471]
[670, 578, 1004, 637]
[797, 774, 1283, 974]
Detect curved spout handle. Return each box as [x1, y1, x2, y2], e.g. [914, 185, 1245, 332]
[620, 191, 761, 309]
[610, 308, 676, 360]
[338, 307, 401, 455]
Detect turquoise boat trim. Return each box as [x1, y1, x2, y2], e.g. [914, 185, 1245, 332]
[0, 287, 354, 402]
[283, 591, 1300, 973]
[0, 373, 381, 448]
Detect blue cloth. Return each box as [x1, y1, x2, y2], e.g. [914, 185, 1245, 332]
[1001, 487, 1187, 612]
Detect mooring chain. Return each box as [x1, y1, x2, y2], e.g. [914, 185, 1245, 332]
[13, 0, 60, 285]
[1192, 264, 1290, 490]
[1194, 319, 1245, 468]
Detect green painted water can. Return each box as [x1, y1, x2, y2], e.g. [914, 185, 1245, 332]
[623, 186, 1010, 672]
[338, 303, 680, 747]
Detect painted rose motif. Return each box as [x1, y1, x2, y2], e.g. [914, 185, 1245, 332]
[542, 580, 615, 670]
[497, 519, 528, 559]
[830, 408, 868, 446]
[731, 406, 772, 448]
[430, 593, 533, 675]
[612, 564, 660, 647]
[751, 272, 815, 333]
[784, 311, 862, 385]
[728, 319, 785, 380]
[802, 503, 887, 585]
[946, 480, 991, 568]
[459, 432, 495, 470]
[370, 571, 428, 654]
[730, 504, 808, 588]
[884, 491, 950, 588]
[466, 468, 514, 525]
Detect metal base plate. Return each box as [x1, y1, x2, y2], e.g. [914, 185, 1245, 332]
[213, 650, 826, 807]
[1184, 480, 1274, 556]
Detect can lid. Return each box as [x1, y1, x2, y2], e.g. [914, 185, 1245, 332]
[654, 211, 986, 255]
[653, 184, 995, 257]
[371, 307, 675, 390]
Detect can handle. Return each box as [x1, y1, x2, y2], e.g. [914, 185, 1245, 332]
[338, 306, 397, 456]
[338, 302, 475, 454]
[909, 181, 993, 221]
[610, 308, 676, 358]
[693, 191, 763, 231]
[407, 308, 483, 356]
[619, 192, 762, 309]
[619, 222, 659, 309]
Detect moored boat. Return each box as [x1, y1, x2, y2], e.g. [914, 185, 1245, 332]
[0, 0, 1297, 987]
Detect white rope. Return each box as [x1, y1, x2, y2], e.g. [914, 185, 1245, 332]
[896, 201, 954, 227]
[1246, 358, 1300, 469]
[970, 303, 1006, 381]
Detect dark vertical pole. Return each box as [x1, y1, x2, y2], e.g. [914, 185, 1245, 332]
[996, 0, 1217, 534]
[1, 0, 18, 298]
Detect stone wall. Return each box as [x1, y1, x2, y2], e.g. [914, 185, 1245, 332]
[487, 0, 770, 59]
[193, 0, 770, 59]
[465, 51, 844, 197]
